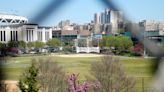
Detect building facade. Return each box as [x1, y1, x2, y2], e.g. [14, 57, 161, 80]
[0, 13, 52, 43]
[0, 24, 52, 43]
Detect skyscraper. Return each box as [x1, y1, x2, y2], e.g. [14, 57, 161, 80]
[105, 8, 111, 23]
[100, 12, 105, 24]
[94, 13, 101, 24]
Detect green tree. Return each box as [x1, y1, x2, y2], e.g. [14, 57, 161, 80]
[27, 42, 35, 48]
[99, 37, 107, 47]
[0, 42, 6, 48]
[18, 60, 40, 92]
[18, 41, 26, 48]
[116, 36, 133, 54]
[35, 41, 45, 48]
[78, 39, 87, 47]
[46, 38, 61, 47]
[117, 28, 125, 33]
[7, 41, 19, 47]
[100, 36, 133, 54]
[63, 40, 74, 47]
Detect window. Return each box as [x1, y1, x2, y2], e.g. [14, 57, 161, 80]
[4, 31, 5, 41]
[29, 30, 31, 41]
[13, 31, 15, 41]
[10, 31, 12, 41]
[0, 31, 2, 41]
[27, 30, 28, 41]
[16, 31, 18, 41]
[32, 30, 33, 41]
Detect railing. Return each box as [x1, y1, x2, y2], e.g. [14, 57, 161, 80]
[76, 47, 100, 53]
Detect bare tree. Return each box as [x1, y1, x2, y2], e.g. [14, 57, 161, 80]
[91, 56, 135, 92]
[36, 58, 68, 92]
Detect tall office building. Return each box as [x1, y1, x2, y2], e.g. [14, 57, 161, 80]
[94, 13, 101, 24]
[58, 20, 70, 28]
[100, 12, 105, 24]
[105, 8, 111, 23]
[94, 8, 123, 34]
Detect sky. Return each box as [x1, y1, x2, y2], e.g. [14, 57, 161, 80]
[0, 0, 164, 26]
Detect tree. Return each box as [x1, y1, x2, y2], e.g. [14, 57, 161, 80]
[68, 74, 99, 92]
[63, 40, 74, 47]
[18, 60, 40, 92]
[100, 36, 133, 54]
[116, 36, 133, 54]
[78, 39, 87, 47]
[27, 42, 35, 48]
[18, 41, 26, 48]
[46, 38, 61, 47]
[34, 41, 45, 48]
[7, 41, 19, 47]
[0, 42, 6, 48]
[91, 56, 135, 92]
[131, 43, 144, 56]
[37, 59, 68, 92]
[117, 28, 125, 33]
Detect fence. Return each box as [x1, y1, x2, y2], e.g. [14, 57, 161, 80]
[76, 47, 100, 53]
[0, 0, 164, 91]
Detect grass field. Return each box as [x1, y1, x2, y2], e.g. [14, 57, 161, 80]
[1, 54, 155, 79]
[0, 54, 155, 91]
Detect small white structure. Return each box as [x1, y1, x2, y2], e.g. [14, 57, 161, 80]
[75, 37, 100, 53]
[76, 47, 100, 53]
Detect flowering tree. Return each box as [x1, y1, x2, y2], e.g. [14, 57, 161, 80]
[68, 74, 99, 92]
[131, 43, 144, 56]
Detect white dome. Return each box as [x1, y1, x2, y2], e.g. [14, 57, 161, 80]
[0, 13, 28, 25]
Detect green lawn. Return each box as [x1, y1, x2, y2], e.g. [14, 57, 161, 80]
[1, 55, 154, 80]
[1, 54, 155, 92]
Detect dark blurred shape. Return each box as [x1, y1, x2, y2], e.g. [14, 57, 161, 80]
[31, 0, 69, 24]
[0, 57, 7, 92]
[99, 0, 119, 11]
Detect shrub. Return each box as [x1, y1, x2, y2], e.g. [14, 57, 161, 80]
[46, 38, 61, 47]
[131, 43, 144, 56]
[100, 36, 133, 55]
[68, 74, 99, 92]
[91, 56, 135, 92]
[18, 60, 40, 92]
[37, 59, 68, 92]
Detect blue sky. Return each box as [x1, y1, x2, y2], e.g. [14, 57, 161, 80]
[0, 0, 164, 26]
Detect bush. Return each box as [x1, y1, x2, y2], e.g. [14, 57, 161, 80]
[91, 56, 135, 92]
[100, 36, 133, 55]
[27, 42, 35, 48]
[18, 58, 69, 92]
[131, 43, 144, 56]
[7, 41, 19, 47]
[18, 60, 40, 92]
[46, 38, 61, 47]
[34, 41, 45, 48]
[37, 58, 68, 92]
[0, 42, 6, 49]
[68, 74, 99, 92]
[62, 46, 74, 54]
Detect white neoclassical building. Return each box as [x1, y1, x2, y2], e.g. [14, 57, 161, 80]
[0, 13, 52, 43]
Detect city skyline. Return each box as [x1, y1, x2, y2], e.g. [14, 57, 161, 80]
[0, 0, 164, 26]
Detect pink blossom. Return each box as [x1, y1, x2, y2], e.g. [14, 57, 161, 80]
[68, 74, 99, 92]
